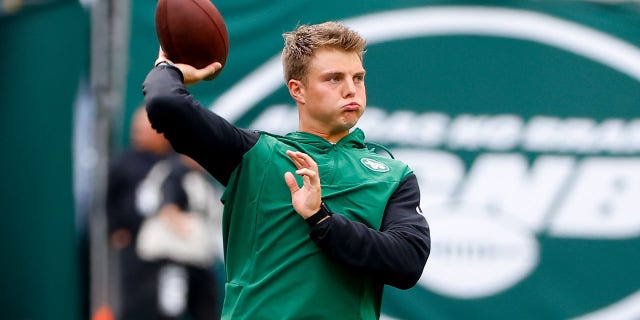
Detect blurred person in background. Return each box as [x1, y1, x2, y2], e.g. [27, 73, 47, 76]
[135, 154, 224, 319]
[107, 106, 223, 319]
[106, 106, 174, 319]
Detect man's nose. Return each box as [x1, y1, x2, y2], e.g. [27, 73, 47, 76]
[343, 79, 356, 97]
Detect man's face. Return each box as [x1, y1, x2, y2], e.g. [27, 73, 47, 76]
[295, 47, 366, 137]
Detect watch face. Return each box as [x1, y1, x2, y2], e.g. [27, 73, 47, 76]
[320, 202, 330, 213]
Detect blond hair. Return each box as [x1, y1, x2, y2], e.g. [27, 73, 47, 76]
[281, 21, 366, 83]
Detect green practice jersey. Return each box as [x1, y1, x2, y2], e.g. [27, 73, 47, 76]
[220, 129, 412, 319]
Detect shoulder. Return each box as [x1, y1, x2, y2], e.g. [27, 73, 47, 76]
[249, 132, 294, 152]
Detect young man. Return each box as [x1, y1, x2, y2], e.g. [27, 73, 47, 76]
[143, 21, 430, 319]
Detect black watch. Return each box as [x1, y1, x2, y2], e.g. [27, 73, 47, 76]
[305, 202, 332, 226]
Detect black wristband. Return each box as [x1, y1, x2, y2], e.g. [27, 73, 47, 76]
[305, 202, 331, 226]
[155, 60, 175, 68]
[154, 60, 184, 82]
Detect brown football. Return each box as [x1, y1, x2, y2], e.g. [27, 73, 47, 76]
[155, 0, 229, 73]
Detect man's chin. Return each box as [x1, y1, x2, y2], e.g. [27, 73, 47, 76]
[340, 115, 361, 128]
[338, 120, 357, 130]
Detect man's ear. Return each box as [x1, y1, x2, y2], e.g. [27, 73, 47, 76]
[287, 79, 305, 104]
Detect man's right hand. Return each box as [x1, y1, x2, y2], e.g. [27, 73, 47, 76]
[155, 47, 222, 86]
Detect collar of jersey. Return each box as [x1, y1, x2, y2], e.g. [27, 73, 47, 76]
[277, 128, 366, 153]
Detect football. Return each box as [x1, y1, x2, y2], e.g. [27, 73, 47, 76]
[155, 0, 229, 73]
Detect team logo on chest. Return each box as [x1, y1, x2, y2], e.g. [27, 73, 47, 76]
[360, 158, 390, 172]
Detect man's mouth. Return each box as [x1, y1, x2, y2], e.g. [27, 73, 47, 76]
[343, 102, 360, 111]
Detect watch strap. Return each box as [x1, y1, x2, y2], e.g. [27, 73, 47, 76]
[155, 60, 175, 68]
[305, 202, 331, 226]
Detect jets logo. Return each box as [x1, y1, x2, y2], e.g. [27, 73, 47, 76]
[360, 158, 390, 172]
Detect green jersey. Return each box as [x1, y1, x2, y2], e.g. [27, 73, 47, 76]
[221, 129, 412, 319]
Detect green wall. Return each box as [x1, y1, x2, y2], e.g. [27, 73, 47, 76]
[0, 2, 88, 319]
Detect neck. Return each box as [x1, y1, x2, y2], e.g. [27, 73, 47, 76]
[298, 126, 349, 143]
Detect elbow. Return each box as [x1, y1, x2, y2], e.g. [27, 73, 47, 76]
[145, 94, 173, 117]
[390, 236, 431, 290]
[392, 276, 420, 291]
[144, 94, 181, 133]
[394, 256, 429, 290]
[388, 265, 424, 290]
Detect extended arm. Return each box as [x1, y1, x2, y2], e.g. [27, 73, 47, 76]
[309, 173, 431, 289]
[142, 64, 259, 185]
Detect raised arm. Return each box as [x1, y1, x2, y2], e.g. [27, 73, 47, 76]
[142, 62, 259, 186]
